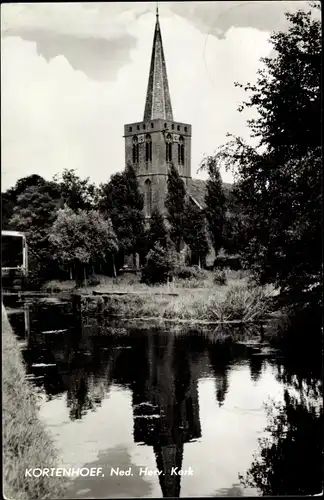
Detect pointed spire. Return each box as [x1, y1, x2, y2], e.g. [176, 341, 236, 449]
[143, 5, 173, 122]
[154, 443, 183, 498]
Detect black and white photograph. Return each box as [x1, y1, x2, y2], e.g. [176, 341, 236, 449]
[1, 1, 322, 498]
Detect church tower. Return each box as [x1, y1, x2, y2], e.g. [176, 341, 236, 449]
[124, 6, 192, 218]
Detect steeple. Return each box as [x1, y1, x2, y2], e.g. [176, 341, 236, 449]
[124, 2, 192, 220]
[143, 4, 173, 121]
[154, 443, 183, 498]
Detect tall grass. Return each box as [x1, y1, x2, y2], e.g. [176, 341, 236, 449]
[206, 285, 270, 322]
[2, 305, 67, 500]
[82, 283, 271, 324]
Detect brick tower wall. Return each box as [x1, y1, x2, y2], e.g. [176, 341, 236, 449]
[124, 119, 192, 217]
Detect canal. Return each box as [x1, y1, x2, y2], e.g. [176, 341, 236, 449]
[3, 295, 322, 498]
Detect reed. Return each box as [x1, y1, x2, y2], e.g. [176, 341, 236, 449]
[206, 285, 270, 322]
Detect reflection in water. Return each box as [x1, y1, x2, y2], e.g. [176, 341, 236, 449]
[208, 341, 231, 407]
[240, 352, 323, 496]
[3, 297, 323, 498]
[248, 355, 264, 384]
[130, 333, 201, 497]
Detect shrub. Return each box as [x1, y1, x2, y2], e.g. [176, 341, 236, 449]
[213, 269, 228, 286]
[173, 265, 206, 280]
[86, 275, 101, 287]
[207, 284, 269, 322]
[141, 243, 177, 285]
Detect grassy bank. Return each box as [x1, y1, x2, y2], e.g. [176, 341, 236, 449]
[81, 282, 276, 324]
[42, 270, 277, 324]
[2, 304, 67, 500]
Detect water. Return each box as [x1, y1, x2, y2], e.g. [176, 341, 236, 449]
[4, 296, 323, 498]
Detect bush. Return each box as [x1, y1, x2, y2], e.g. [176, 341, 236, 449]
[141, 243, 177, 285]
[173, 265, 206, 280]
[86, 275, 101, 286]
[213, 269, 228, 286]
[207, 284, 269, 322]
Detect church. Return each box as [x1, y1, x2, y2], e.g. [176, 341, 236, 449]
[123, 6, 208, 222]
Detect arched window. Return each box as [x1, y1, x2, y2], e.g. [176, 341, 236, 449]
[166, 134, 172, 162]
[144, 179, 152, 217]
[145, 134, 152, 162]
[132, 136, 139, 164]
[178, 136, 184, 165]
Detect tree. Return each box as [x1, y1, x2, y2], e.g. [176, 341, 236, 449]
[165, 163, 186, 252]
[200, 156, 226, 256]
[147, 208, 168, 252]
[54, 169, 99, 211]
[12, 174, 46, 196]
[2, 190, 16, 230]
[49, 207, 118, 284]
[141, 243, 177, 285]
[182, 201, 209, 267]
[1, 174, 48, 230]
[9, 180, 62, 264]
[210, 5, 322, 308]
[235, 7, 321, 165]
[222, 187, 247, 256]
[99, 163, 145, 268]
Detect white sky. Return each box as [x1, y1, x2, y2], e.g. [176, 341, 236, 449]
[1, 1, 311, 190]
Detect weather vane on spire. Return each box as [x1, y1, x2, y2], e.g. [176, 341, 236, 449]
[156, 1, 159, 19]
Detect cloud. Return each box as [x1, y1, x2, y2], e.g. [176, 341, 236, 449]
[1, 3, 140, 81]
[1, 2, 309, 81]
[0, 2, 313, 191]
[7, 29, 136, 82]
[168, 1, 312, 38]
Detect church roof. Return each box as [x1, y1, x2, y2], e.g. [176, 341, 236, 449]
[143, 6, 173, 122]
[188, 178, 232, 209]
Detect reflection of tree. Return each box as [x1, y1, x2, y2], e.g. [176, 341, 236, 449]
[240, 366, 323, 496]
[66, 370, 91, 420]
[248, 355, 263, 383]
[51, 313, 121, 420]
[65, 344, 119, 420]
[208, 341, 232, 407]
[65, 368, 109, 421]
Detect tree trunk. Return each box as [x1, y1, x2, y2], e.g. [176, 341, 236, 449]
[112, 254, 117, 278]
[84, 266, 87, 288]
[69, 267, 73, 280]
